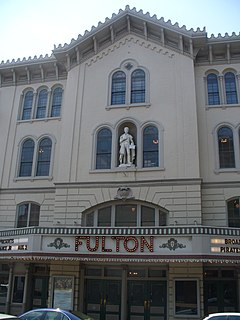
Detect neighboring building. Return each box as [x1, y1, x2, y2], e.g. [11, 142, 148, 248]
[0, 6, 240, 320]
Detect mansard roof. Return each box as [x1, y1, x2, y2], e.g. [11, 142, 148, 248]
[0, 5, 240, 85]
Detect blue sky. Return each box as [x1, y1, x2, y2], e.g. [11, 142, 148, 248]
[0, 0, 239, 62]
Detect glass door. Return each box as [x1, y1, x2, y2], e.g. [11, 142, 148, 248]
[85, 279, 121, 320]
[31, 276, 49, 309]
[128, 280, 166, 320]
[204, 280, 237, 314]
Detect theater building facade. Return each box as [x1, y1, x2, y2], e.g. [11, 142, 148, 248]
[0, 6, 240, 320]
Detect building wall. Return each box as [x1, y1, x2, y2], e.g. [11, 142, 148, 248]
[53, 182, 202, 227]
[0, 190, 55, 229]
[195, 63, 240, 183]
[58, 35, 200, 183]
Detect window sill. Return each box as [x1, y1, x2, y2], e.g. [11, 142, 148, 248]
[90, 166, 165, 173]
[106, 102, 151, 110]
[17, 117, 61, 124]
[14, 176, 53, 181]
[206, 103, 240, 110]
[214, 168, 240, 174]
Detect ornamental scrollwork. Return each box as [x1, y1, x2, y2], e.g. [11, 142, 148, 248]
[159, 237, 186, 251]
[47, 237, 70, 250]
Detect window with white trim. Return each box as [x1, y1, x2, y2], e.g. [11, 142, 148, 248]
[109, 60, 149, 107]
[51, 87, 63, 117]
[22, 90, 34, 120]
[224, 72, 238, 104]
[18, 136, 54, 178]
[143, 125, 159, 167]
[16, 202, 40, 228]
[19, 138, 35, 177]
[36, 88, 48, 118]
[96, 128, 112, 169]
[214, 124, 240, 171]
[218, 126, 235, 169]
[207, 73, 220, 105]
[228, 197, 240, 228]
[20, 85, 63, 120]
[205, 69, 239, 106]
[111, 71, 126, 105]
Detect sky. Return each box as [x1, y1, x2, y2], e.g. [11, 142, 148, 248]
[0, 0, 240, 62]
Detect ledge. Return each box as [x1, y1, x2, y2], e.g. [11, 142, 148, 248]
[1, 225, 240, 237]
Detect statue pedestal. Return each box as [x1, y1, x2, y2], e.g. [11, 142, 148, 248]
[118, 163, 135, 168]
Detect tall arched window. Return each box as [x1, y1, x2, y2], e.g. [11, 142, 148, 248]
[218, 127, 235, 168]
[143, 125, 159, 167]
[22, 91, 33, 120]
[19, 139, 34, 177]
[36, 89, 48, 118]
[111, 71, 126, 105]
[228, 197, 240, 227]
[131, 69, 145, 103]
[16, 202, 40, 228]
[51, 87, 63, 117]
[96, 128, 112, 169]
[224, 72, 238, 104]
[36, 138, 52, 176]
[207, 73, 220, 105]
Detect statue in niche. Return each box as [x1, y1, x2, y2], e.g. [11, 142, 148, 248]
[119, 127, 135, 166]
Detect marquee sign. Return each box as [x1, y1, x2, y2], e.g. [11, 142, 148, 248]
[1, 232, 240, 262]
[41, 235, 191, 255]
[211, 238, 240, 254]
[74, 236, 188, 253]
[0, 238, 28, 251]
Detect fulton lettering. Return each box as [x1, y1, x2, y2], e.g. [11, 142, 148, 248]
[75, 236, 154, 253]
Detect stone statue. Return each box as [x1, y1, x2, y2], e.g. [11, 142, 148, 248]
[119, 127, 135, 166]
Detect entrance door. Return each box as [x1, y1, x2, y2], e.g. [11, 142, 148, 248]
[85, 279, 121, 320]
[128, 281, 166, 320]
[31, 276, 49, 309]
[204, 280, 237, 314]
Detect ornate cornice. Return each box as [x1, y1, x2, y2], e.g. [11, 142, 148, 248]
[53, 5, 206, 54]
[0, 6, 239, 74]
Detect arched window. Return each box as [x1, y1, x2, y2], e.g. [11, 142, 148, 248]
[36, 138, 52, 176]
[22, 91, 33, 120]
[228, 197, 240, 228]
[36, 89, 48, 118]
[218, 127, 235, 168]
[98, 206, 111, 226]
[224, 72, 238, 104]
[131, 69, 145, 103]
[143, 125, 159, 167]
[111, 71, 126, 105]
[19, 139, 34, 177]
[16, 202, 40, 228]
[207, 73, 220, 105]
[82, 203, 168, 227]
[96, 128, 112, 169]
[51, 87, 63, 117]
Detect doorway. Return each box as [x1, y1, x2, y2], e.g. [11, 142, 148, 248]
[204, 268, 238, 315]
[128, 280, 167, 320]
[31, 276, 49, 309]
[204, 280, 237, 314]
[85, 279, 121, 320]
